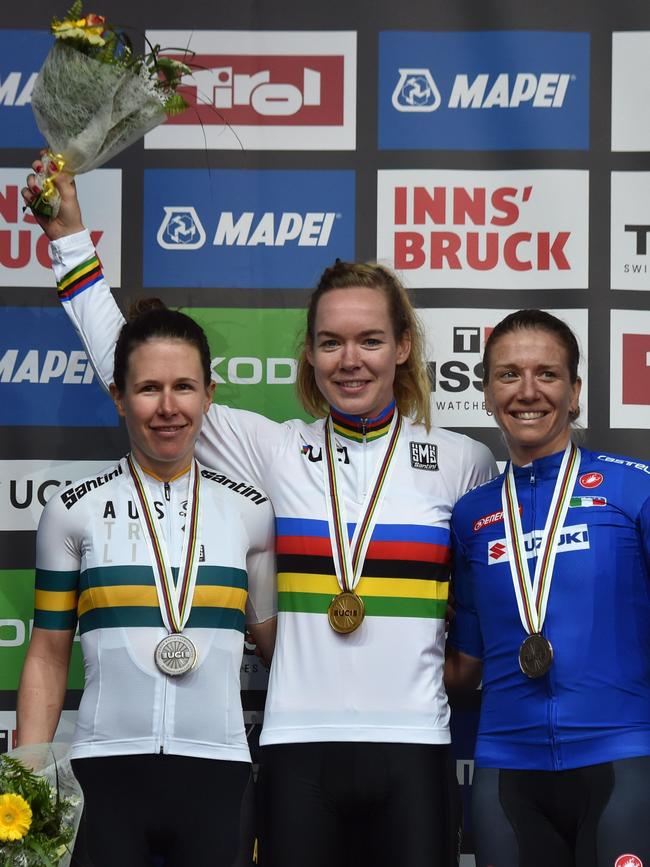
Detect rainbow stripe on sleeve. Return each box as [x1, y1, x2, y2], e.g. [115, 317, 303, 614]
[276, 517, 451, 619]
[57, 254, 103, 302]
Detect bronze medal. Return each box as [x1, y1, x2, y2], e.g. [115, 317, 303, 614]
[327, 591, 365, 634]
[518, 633, 553, 679]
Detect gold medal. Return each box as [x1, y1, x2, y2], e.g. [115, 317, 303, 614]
[518, 633, 553, 679]
[327, 591, 365, 634]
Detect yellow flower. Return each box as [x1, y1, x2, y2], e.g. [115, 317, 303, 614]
[0, 792, 32, 841]
[52, 16, 106, 46]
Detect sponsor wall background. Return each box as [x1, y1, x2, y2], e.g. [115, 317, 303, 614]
[2, 0, 650, 861]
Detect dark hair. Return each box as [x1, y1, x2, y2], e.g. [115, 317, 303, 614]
[482, 309, 581, 421]
[296, 260, 431, 429]
[113, 298, 212, 392]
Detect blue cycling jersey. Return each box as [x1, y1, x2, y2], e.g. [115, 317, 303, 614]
[449, 447, 650, 771]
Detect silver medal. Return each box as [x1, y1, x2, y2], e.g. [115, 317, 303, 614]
[154, 633, 197, 676]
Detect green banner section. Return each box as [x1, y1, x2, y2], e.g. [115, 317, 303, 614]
[190, 307, 311, 423]
[0, 570, 84, 691]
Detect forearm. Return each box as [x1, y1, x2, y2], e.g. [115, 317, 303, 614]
[247, 616, 277, 667]
[17, 640, 73, 745]
[444, 645, 483, 692]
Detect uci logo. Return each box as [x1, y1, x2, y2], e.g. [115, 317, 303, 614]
[392, 69, 441, 112]
[157, 207, 206, 250]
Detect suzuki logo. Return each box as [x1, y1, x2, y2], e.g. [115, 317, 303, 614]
[489, 541, 507, 560]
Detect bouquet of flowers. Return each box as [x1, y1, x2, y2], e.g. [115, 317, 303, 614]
[0, 744, 83, 867]
[31, 0, 191, 217]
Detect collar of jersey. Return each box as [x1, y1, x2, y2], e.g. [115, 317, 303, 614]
[329, 401, 396, 442]
[510, 446, 575, 481]
[137, 461, 192, 484]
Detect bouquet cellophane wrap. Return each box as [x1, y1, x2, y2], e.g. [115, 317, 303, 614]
[8, 743, 84, 867]
[31, 41, 167, 212]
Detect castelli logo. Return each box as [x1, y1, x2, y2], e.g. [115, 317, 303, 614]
[614, 855, 643, 867]
[579, 471, 604, 489]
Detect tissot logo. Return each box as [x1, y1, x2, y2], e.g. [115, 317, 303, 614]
[145, 31, 356, 150]
[144, 169, 354, 289]
[377, 169, 588, 290]
[611, 173, 650, 291]
[379, 31, 589, 150]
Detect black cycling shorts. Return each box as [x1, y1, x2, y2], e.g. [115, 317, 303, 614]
[471, 756, 650, 867]
[71, 753, 254, 867]
[257, 741, 461, 867]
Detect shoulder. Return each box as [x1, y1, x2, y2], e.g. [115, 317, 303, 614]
[199, 465, 272, 511]
[580, 448, 650, 508]
[49, 460, 125, 515]
[452, 472, 504, 531]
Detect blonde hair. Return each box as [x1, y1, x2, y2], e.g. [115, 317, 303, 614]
[296, 261, 432, 430]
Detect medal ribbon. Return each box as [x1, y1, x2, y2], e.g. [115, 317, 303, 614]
[323, 410, 402, 593]
[501, 442, 581, 636]
[126, 455, 202, 633]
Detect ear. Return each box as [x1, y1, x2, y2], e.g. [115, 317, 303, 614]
[305, 340, 314, 366]
[109, 383, 126, 418]
[204, 380, 216, 412]
[483, 384, 494, 415]
[570, 376, 582, 416]
[396, 330, 411, 365]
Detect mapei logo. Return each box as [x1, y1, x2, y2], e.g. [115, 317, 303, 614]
[392, 69, 441, 112]
[144, 169, 354, 289]
[377, 169, 589, 290]
[379, 31, 589, 150]
[0, 309, 117, 427]
[157, 208, 206, 250]
[0, 30, 51, 147]
[145, 31, 356, 150]
[488, 524, 590, 565]
[392, 69, 570, 114]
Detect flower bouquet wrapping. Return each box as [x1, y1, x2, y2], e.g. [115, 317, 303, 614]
[31, 1, 190, 217]
[0, 744, 83, 867]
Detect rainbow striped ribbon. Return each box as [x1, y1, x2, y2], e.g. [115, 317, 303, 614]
[323, 410, 403, 593]
[126, 455, 202, 633]
[500, 442, 581, 636]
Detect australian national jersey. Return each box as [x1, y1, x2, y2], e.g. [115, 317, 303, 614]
[50, 230, 497, 746]
[34, 457, 276, 762]
[449, 448, 650, 771]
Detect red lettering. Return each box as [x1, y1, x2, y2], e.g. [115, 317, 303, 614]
[430, 232, 461, 269]
[466, 232, 498, 270]
[538, 232, 570, 270]
[394, 232, 425, 269]
[413, 187, 446, 225]
[503, 232, 532, 271]
[394, 187, 407, 224]
[0, 230, 30, 267]
[491, 187, 520, 226]
[0, 186, 19, 224]
[453, 188, 486, 226]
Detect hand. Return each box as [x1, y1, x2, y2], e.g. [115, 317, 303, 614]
[21, 152, 85, 242]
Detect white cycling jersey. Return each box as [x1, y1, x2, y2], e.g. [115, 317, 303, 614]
[35, 454, 276, 762]
[50, 230, 497, 746]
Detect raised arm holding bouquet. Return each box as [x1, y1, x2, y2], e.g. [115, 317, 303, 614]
[30, 0, 189, 218]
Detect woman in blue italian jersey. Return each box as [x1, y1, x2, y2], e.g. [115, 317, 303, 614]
[445, 309, 650, 867]
[23, 166, 496, 867]
[16, 299, 277, 867]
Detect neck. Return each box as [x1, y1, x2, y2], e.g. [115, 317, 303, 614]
[131, 453, 192, 483]
[329, 401, 396, 442]
[508, 437, 572, 467]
